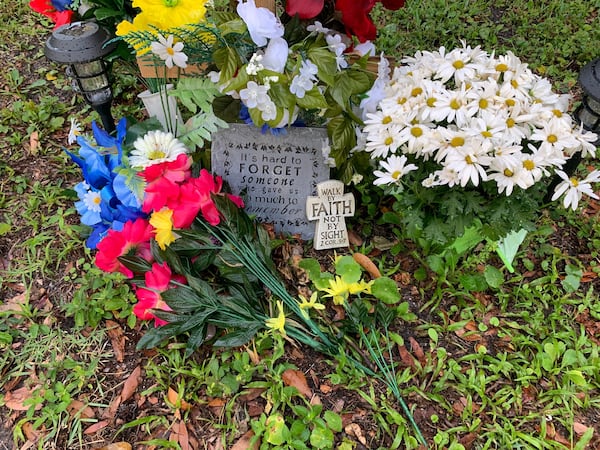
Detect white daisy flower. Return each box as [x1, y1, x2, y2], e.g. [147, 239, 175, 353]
[68, 117, 83, 145]
[150, 34, 188, 69]
[444, 143, 492, 187]
[129, 130, 188, 168]
[373, 155, 418, 186]
[551, 170, 600, 211]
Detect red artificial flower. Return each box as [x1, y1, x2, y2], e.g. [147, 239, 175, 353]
[285, 0, 324, 19]
[29, 0, 73, 29]
[335, 0, 405, 43]
[141, 154, 192, 213]
[95, 218, 154, 278]
[133, 262, 186, 326]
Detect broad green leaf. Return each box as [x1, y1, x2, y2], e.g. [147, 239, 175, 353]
[335, 255, 362, 283]
[564, 370, 587, 387]
[447, 221, 483, 256]
[496, 228, 527, 273]
[0, 223, 11, 235]
[323, 411, 342, 432]
[265, 414, 291, 445]
[458, 273, 488, 292]
[310, 426, 334, 449]
[483, 265, 504, 289]
[296, 87, 328, 110]
[371, 277, 401, 304]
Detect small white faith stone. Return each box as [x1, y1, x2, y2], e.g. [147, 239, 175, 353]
[306, 180, 355, 250]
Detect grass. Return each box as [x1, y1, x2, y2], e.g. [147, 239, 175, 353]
[1, 0, 600, 449]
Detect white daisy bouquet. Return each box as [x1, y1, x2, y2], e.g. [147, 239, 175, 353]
[360, 43, 598, 249]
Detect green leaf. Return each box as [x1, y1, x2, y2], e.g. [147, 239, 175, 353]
[296, 87, 328, 110]
[212, 325, 263, 347]
[323, 410, 342, 432]
[371, 277, 401, 304]
[564, 370, 587, 387]
[0, 223, 11, 235]
[215, 46, 242, 85]
[265, 414, 291, 445]
[310, 426, 334, 449]
[447, 220, 483, 256]
[327, 116, 356, 156]
[330, 70, 372, 110]
[495, 228, 527, 273]
[307, 47, 337, 86]
[458, 273, 488, 292]
[574, 427, 594, 450]
[335, 255, 362, 283]
[483, 265, 504, 289]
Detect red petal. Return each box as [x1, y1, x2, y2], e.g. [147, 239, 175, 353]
[380, 0, 406, 10]
[335, 0, 378, 42]
[285, 0, 324, 20]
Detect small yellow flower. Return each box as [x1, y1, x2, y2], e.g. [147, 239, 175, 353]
[298, 292, 325, 311]
[348, 280, 373, 295]
[322, 276, 350, 305]
[265, 300, 286, 336]
[150, 208, 176, 250]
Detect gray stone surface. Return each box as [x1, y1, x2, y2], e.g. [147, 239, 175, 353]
[212, 124, 330, 238]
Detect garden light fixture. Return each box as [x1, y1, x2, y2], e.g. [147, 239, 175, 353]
[44, 21, 117, 133]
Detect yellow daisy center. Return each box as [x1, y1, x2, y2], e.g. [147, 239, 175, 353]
[384, 137, 394, 146]
[397, 97, 407, 105]
[426, 97, 437, 107]
[93, 196, 101, 205]
[148, 149, 167, 160]
[167, 47, 175, 56]
[411, 87, 423, 97]
[382, 115, 392, 124]
[481, 130, 493, 138]
[505, 98, 516, 107]
[511, 79, 519, 88]
[495, 63, 508, 72]
[503, 168, 514, 177]
[465, 155, 474, 165]
[453, 60, 465, 69]
[392, 170, 402, 179]
[570, 178, 579, 187]
[479, 98, 489, 109]
[450, 137, 465, 147]
[450, 98, 461, 110]
[552, 109, 563, 118]
[523, 159, 534, 171]
[411, 126, 423, 137]
[547, 134, 558, 144]
[506, 118, 515, 128]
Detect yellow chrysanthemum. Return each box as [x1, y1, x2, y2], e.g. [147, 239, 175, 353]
[322, 276, 350, 305]
[265, 301, 286, 336]
[133, 0, 207, 30]
[150, 208, 176, 250]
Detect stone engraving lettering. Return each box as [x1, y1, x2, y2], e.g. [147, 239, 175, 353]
[212, 124, 330, 238]
[306, 180, 355, 250]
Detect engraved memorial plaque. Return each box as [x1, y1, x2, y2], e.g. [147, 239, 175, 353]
[212, 124, 330, 238]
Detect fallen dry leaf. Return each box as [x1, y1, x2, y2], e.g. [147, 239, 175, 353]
[84, 420, 109, 435]
[120, 366, 141, 402]
[397, 344, 417, 368]
[0, 292, 27, 314]
[319, 384, 332, 394]
[101, 395, 122, 420]
[230, 431, 260, 450]
[95, 443, 132, 450]
[239, 387, 266, 402]
[282, 369, 312, 398]
[67, 400, 95, 419]
[28, 131, 39, 155]
[167, 387, 192, 411]
[352, 252, 382, 279]
[4, 386, 42, 411]
[408, 336, 426, 364]
[573, 422, 591, 435]
[105, 320, 125, 363]
[344, 423, 367, 445]
[170, 420, 190, 450]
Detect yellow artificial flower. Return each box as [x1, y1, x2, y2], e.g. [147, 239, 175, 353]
[298, 292, 325, 311]
[150, 208, 177, 250]
[322, 276, 350, 305]
[265, 300, 286, 337]
[133, 0, 208, 30]
[348, 280, 373, 295]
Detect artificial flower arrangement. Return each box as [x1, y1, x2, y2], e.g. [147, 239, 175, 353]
[29, 0, 75, 28]
[113, 0, 409, 180]
[359, 43, 599, 250]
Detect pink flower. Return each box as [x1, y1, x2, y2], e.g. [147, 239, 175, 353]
[285, 0, 324, 19]
[95, 218, 154, 278]
[141, 154, 192, 213]
[133, 262, 186, 326]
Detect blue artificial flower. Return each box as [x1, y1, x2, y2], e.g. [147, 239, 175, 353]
[112, 173, 143, 210]
[74, 182, 102, 226]
[50, 0, 73, 11]
[91, 118, 127, 171]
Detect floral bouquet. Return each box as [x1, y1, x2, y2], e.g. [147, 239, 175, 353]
[29, 0, 75, 29]
[360, 43, 599, 250]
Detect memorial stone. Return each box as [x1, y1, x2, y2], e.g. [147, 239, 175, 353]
[212, 124, 330, 238]
[306, 180, 355, 250]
